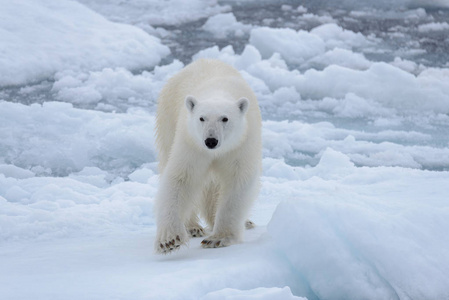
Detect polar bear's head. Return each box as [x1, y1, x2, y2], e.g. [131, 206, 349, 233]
[185, 95, 249, 152]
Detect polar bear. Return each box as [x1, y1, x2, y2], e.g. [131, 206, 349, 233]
[154, 58, 262, 254]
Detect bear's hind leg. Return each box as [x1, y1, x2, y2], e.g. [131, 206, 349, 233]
[186, 212, 206, 238]
[245, 220, 255, 229]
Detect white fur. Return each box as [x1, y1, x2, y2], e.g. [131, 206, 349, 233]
[154, 59, 262, 254]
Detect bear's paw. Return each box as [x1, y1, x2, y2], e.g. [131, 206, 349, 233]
[245, 220, 255, 229]
[201, 235, 235, 248]
[188, 226, 206, 238]
[155, 229, 188, 254]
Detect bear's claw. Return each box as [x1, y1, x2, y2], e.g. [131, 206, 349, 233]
[201, 239, 220, 247]
[188, 227, 205, 238]
[157, 235, 184, 254]
[201, 237, 231, 248]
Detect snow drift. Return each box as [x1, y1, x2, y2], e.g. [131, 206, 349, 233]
[0, 0, 169, 86]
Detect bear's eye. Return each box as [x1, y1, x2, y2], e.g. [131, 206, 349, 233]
[222, 117, 228, 123]
[199, 117, 205, 122]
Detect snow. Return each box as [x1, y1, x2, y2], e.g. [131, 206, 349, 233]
[0, 101, 157, 177]
[203, 13, 253, 39]
[51, 60, 184, 111]
[295, 63, 449, 113]
[418, 21, 449, 32]
[310, 23, 374, 50]
[268, 148, 449, 299]
[250, 27, 326, 65]
[305, 48, 372, 70]
[192, 43, 449, 118]
[249, 23, 374, 66]
[0, 0, 169, 87]
[1, 0, 449, 299]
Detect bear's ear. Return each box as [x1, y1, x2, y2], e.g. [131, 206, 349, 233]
[237, 97, 249, 114]
[185, 95, 197, 113]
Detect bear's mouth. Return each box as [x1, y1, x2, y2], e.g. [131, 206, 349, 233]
[205, 138, 219, 149]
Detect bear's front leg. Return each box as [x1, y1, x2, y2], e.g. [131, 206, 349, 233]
[202, 170, 259, 249]
[154, 147, 210, 254]
[154, 174, 190, 254]
[154, 170, 196, 253]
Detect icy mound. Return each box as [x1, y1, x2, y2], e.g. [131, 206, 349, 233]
[0, 0, 169, 87]
[51, 60, 184, 110]
[249, 23, 373, 66]
[0, 101, 156, 177]
[295, 63, 449, 113]
[0, 164, 157, 240]
[202, 13, 253, 39]
[267, 149, 449, 300]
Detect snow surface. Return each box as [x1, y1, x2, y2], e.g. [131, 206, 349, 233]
[418, 21, 449, 32]
[0, 0, 169, 87]
[203, 13, 253, 39]
[1, 1, 449, 300]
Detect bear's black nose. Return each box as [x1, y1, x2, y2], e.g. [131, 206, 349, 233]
[205, 138, 218, 149]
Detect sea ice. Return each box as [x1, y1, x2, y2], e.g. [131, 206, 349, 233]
[268, 149, 449, 300]
[203, 13, 252, 39]
[0, 0, 169, 87]
[1, 0, 449, 299]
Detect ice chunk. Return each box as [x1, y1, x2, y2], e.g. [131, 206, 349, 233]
[0, 100, 156, 177]
[4, 185, 31, 204]
[310, 23, 373, 50]
[418, 22, 449, 32]
[296, 62, 449, 113]
[128, 167, 155, 184]
[69, 167, 109, 188]
[234, 45, 262, 70]
[250, 27, 325, 64]
[0, 0, 169, 86]
[268, 166, 449, 300]
[250, 24, 373, 66]
[203, 13, 252, 39]
[263, 158, 300, 181]
[313, 148, 355, 179]
[0, 165, 35, 179]
[297, 5, 308, 13]
[306, 48, 372, 70]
